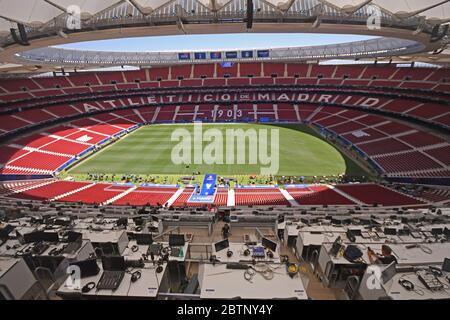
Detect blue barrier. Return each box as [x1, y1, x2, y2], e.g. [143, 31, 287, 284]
[56, 157, 78, 172]
[0, 174, 53, 181]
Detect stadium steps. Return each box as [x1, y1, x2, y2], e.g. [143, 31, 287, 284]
[22, 147, 73, 158]
[305, 107, 322, 122]
[402, 102, 424, 114]
[0, 180, 47, 195]
[293, 104, 301, 122]
[91, 117, 127, 131]
[102, 186, 137, 205]
[109, 112, 139, 124]
[420, 142, 449, 151]
[376, 184, 426, 205]
[51, 183, 95, 201]
[172, 105, 180, 122]
[193, 105, 200, 120]
[2, 165, 53, 175]
[279, 188, 299, 206]
[43, 109, 60, 119]
[11, 114, 34, 124]
[227, 189, 235, 206]
[151, 107, 160, 123]
[6, 179, 57, 196]
[166, 188, 185, 207]
[326, 185, 364, 205]
[47, 135, 93, 146]
[133, 109, 147, 123]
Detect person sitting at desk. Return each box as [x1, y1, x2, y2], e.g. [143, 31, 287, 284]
[367, 245, 398, 265]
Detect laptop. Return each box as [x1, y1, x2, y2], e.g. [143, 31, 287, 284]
[252, 246, 265, 258]
[213, 239, 230, 253]
[169, 234, 185, 247]
[135, 233, 153, 246]
[97, 256, 126, 290]
[381, 261, 396, 284]
[442, 258, 450, 273]
[147, 243, 163, 256]
[69, 258, 100, 278]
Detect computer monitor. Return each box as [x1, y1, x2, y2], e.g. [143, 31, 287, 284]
[431, 228, 443, 236]
[22, 231, 44, 244]
[116, 217, 128, 227]
[40, 232, 59, 243]
[381, 261, 397, 284]
[442, 258, 450, 272]
[444, 227, 450, 237]
[67, 231, 82, 243]
[214, 239, 229, 252]
[135, 233, 153, 245]
[0, 224, 14, 240]
[169, 234, 185, 247]
[261, 237, 277, 252]
[384, 227, 397, 236]
[69, 258, 100, 278]
[102, 256, 126, 272]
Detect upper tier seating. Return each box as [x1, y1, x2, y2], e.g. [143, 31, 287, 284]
[234, 188, 290, 206]
[58, 184, 132, 205]
[0, 181, 427, 207]
[334, 184, 424, 206]
[112, 186, 179, 206]
[9, 181, 92, 201]
[286, 186, 355, 205]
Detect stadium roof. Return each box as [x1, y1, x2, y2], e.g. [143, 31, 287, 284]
[0, 0, 448, 31]
[0, 0, 448, 72]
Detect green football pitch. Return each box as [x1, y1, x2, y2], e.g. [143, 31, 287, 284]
[67, 123, 367, 177]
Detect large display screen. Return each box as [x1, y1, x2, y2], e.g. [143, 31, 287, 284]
[178, 52, 190, 60]
[225, 51, 238, 59]
[210, 52, 222, 59]
[221, 62, 234, 68]
[194, 52, 206, 60]
[241, 50, 253, 58]
[257, 50, 270, 58]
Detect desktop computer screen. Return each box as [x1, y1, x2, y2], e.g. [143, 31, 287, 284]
[262, 237, 277, 252]
[169, 234, 185, 247]
[214, 239, 230, 252]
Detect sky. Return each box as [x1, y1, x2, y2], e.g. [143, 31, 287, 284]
[56, 33, 378, 52]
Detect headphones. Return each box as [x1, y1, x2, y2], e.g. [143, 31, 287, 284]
[131, 245, 139, 253]
[267, 250, 274, 259]
[398, 279, 415, 291]
[226, 250, 233, 258]
[156, 265, 163, 273]
[428, 266, 443, 277]
[82, 282, 96, 293]
[131, 271, 142, 283]
[243, 249, 251, 256]
[209, 255, 219, 265]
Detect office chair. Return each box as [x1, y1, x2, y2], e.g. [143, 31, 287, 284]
[310, 249, 320, 277]
[95, 247, 105, 258]
[0, 284, 15, 300]
[343, 275, 360, 300]
[33, 266, 60, 300]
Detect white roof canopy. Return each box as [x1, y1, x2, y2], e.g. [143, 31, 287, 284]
[0, 0, 448, 32]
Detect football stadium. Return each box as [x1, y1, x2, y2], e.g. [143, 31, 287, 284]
[0, 0, 449, 305]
